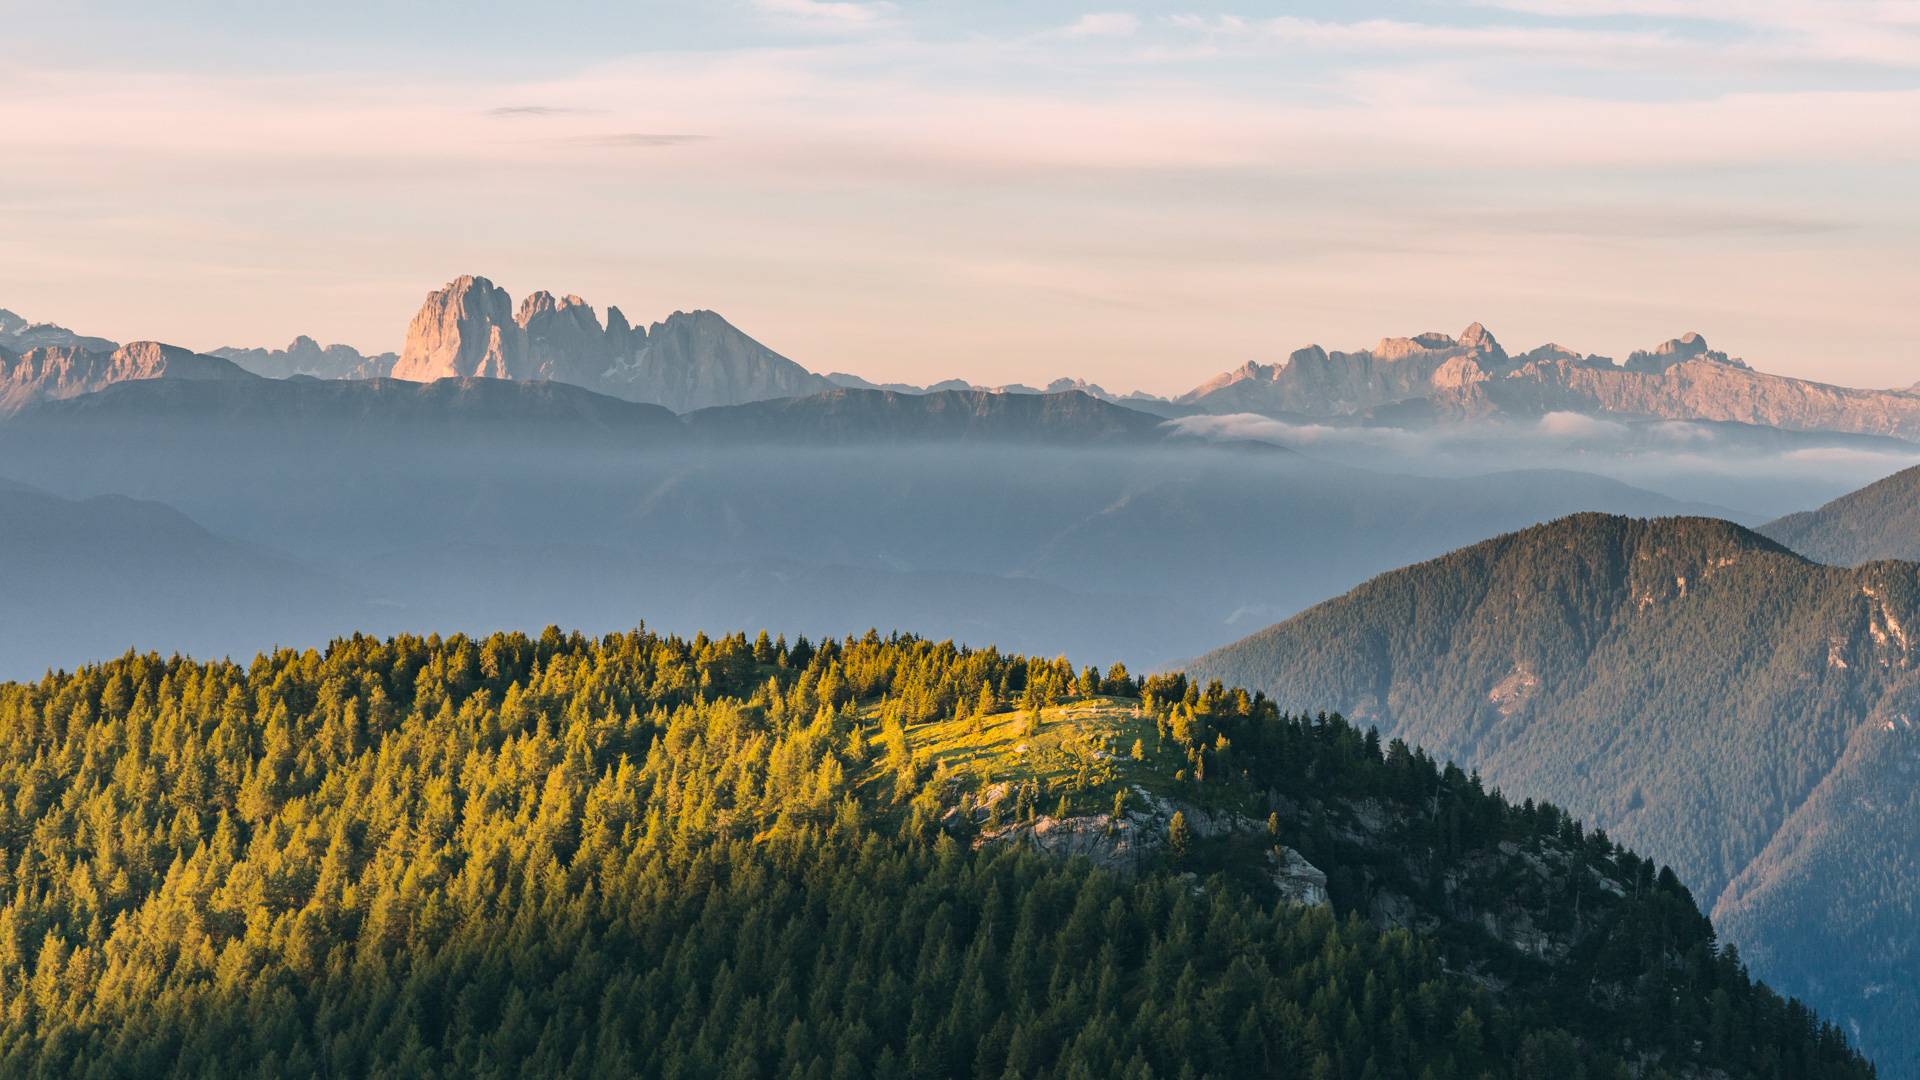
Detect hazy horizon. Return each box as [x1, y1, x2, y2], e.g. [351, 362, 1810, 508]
[5, 1, 1918, 396]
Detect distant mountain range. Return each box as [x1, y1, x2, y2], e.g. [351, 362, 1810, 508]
[1186, 510, 1920, 1076]
[1177, 322, 1920, 439]
[0, 373, 1714, 670]
[211, 335, 397, 379]
[7, 284, 1919, 443]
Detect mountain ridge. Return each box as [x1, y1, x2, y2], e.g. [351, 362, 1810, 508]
[1186, 509, 1920, 1076]
[0, 340, 255, 415]
[1761, 462, 1920, 565]
[1179, 322, 1920, 439]
[391, 274, 837, 411]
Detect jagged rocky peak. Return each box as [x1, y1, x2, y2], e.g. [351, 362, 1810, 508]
[393, 274, 523, 382]
[1658, 330, 1711, 358]
[0, 308, 119, 353]
[1456, 321, 1505, 358]
[516, 291, 613, 384]
[1626, 330, 1749, 373]
[0, 339, 253, 415]
[389, 274, 837, 410]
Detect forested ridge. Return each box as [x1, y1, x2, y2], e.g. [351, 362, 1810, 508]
[1188, 512, 1920, 1076]
[0, 626, 1870, 1077]
[1761, 463, 1920, 566]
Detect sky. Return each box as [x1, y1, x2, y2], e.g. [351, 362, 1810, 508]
[2, 0, 1917, 396]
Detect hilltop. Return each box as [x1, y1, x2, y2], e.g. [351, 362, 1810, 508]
[1188, 511, 1920, 1074]
[0, 628, 1868, 1076]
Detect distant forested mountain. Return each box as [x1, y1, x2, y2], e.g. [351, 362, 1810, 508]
[0, 378, 1711, 670]
[1188, 513, 1920, 1075]
[0, 629, 1868, 1076]
[680, 386, 1169, 444]
[1763, 463, 1920, 565]
[0, 480, 365, 674]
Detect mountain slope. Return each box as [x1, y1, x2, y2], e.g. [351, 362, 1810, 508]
[683, 386, 1170, 444]
[0, 630, 1870, 1076]
[0, 480, 367, 675]
[12, 373, 683, 443]
[1762, 463, 1920, 564]
[1187, 513, 1920, 1076]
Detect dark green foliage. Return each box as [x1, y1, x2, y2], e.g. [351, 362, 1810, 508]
[1762, 463, 1920, 566]
[0, 626, 1871, 1077]
[1188, 512, 1920, 1076]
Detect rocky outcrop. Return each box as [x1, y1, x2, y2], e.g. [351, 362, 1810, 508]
[390, 275, 835, 412]
[0, 309, 117, 354]
[213, 336, 396, 379]
[965, 784, 1333, 907]
[1180, 324, 1920, 439]
[1177, 323, 1514, 417]
[604, 309, 834, 413]
[392, 274, 522, 382]
[0, 341, 254, 415]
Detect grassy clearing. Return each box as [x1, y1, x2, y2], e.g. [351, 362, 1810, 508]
[854, 695, 1193, 816]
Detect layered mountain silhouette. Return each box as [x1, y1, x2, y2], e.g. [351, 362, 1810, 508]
[1186, 511, 1920, 1076]
[212, 335, 397, 379]
[0, 375, 1710, 668]
[0, 478, 366, 673]
[680, 386, 1167, 444]
[1179, 322, 1920, 439]
[10, 286, 1920, 442]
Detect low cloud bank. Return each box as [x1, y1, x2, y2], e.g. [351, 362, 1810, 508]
[1165, 411, 1920, 519]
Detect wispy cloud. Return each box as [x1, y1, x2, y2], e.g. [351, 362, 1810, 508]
[753, 0, 896, 30]
[562, 132, 711, 148]
[1163, 13, 1680, 62]
[487, 105, 604, 118]
[1062, 13, 1141, 38]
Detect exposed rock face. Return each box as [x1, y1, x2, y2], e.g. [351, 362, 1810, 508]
[0, 309, 117, 354]
[392, 275, 522, 382]
[968, 784, 1334, 908]
[1267, 845, 1330, 907]
[1180, 324, 1920, 439]
[516, 292, 613, 386]
[1177, 323, 1515, 417]
[212, 336, 396, 379]
[0, 341, 254, 415]
[604, 309, 834, 413]
[390, 275, 835, 411]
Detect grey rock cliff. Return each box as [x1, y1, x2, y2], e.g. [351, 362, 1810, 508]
[0, 341, 254, 415]
[391, 275, 834, 412]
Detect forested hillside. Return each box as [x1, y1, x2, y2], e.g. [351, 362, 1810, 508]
[0, 628, 1866, 1077]
[1762, 464, 1920, 565]
[1188, 513, 1920, 1076]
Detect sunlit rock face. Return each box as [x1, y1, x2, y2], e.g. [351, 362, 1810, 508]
[391, 274, 833, 411]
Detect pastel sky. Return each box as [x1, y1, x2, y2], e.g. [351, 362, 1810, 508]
[4, 1, 1917, 395]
